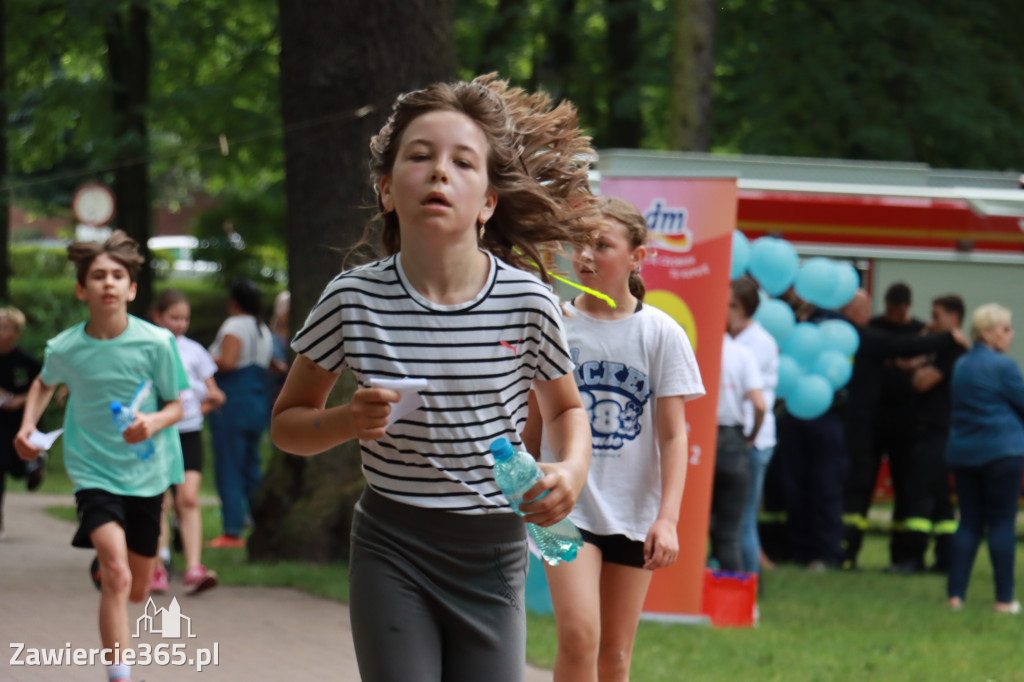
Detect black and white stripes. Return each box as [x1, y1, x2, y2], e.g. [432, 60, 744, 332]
[293, 252, 573, 514]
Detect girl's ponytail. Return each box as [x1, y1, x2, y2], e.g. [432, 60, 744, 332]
[628, 269, 646, 301]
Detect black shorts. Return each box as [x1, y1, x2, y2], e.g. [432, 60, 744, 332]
[580, 528, 647, 569]
[72, 489, 164, 557]
[179, 429, 204, 473]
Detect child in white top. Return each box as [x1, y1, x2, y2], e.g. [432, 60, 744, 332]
[150, 289, 225, 594]
[524, 196, 704, 682]
[271, 74, 595, 681]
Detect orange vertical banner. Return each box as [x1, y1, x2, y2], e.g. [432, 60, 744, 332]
[599, 175, 737, 620]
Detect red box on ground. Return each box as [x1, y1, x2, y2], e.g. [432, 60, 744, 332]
[700, 569, 759, 628]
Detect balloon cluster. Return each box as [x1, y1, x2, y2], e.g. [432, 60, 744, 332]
[731, 232, 861, 420]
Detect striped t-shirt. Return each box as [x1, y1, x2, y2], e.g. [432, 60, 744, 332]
[292, 251, 574, 514]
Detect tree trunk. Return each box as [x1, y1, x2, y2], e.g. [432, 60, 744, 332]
[536, 0, 577, 105]
[668, 0, 716, 151]
[604, 0, 643, 148]
[105, 3, 152, 314]
[249, 0, 457, 562]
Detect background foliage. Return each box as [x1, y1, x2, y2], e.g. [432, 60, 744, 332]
[6, 0, 1020, 227]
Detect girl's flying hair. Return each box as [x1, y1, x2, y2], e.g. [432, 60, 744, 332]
[354, 73, 596, 284]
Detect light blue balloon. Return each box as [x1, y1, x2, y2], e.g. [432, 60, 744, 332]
[787, 374, 834, 420]
[820, 261, 860, 309]
[776, 354, 804, 400]
[731, 231, 751, 280]
[748, 237, 799, 296]
[812, 349, 853, 389]
[753, 299, 796, 346]
[818, 319, 860, 356]
[781, 322, 824, 367]
[794, 258, 838, 308]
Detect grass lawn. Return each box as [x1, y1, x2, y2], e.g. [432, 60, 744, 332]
[45, 491, 1024, 681]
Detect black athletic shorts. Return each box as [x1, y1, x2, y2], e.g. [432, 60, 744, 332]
[580, 528, 647, 569]
[179, 429, 203, 473]
[72, 488, 164, 557]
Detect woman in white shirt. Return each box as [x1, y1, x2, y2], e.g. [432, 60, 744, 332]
[207, 279, 273, 548]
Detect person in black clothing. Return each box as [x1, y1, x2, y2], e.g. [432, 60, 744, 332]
[766, 289, 850, 570]
[895, 295, 967, 573]
[868, 283, 928, 570]
[0, 306, 44, 539]
[840, 289, 968, 569]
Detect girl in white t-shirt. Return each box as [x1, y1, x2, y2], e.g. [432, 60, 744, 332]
[524, 196, 704, 682]
[151, 289, 225, 594]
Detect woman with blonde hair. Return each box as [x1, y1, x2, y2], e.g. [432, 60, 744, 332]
[946, 303, 1024, 614]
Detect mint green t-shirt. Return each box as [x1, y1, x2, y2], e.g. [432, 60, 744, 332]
[40, 315, 190, 496]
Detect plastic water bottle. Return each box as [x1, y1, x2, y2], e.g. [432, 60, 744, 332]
[110, 401, 155, 461]
[490, 437, 583, 566]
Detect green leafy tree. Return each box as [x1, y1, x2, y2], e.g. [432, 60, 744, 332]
[4, 0, 282, 308]
[713, 0, 1024, 169]
[0, 0, 8, 302]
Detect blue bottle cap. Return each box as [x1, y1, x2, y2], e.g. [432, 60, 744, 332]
[110, 401, 124, 413]
[489, 438, 514, 462]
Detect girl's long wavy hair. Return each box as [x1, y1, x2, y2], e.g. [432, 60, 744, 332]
[349, 74, 597, 284]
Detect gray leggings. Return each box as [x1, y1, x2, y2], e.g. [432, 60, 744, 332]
[349, 487, 529, 682]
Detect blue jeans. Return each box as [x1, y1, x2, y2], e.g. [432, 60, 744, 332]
[740, 446, 775, 573]
[947, 456, 1024, 603]
[710, 426, 751, 571]
[210, 365, 269, 537]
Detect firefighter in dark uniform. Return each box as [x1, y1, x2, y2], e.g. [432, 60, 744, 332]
[840, 288, 967, 569]
[896, 295, 966, 572]
[867, 283, 927, 571]
[760, 288, 847, 570]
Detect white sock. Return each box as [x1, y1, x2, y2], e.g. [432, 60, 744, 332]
[159, 547, 171, 563]
[107, 663, 130, 680]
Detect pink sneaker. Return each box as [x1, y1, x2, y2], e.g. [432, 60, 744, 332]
[150, 566, 169, 594]
[184, 565, 218, 595]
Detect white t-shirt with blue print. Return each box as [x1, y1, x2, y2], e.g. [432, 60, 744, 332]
[540, 301, 704, 542]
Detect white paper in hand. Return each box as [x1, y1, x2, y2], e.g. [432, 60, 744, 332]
[28, 428, 64, 451]
[368, 377, 428, 427]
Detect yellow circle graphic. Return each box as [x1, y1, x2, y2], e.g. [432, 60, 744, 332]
[646, 289, 698, 352]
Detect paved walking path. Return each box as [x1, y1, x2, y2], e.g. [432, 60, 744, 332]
[1, 492, 554, 681]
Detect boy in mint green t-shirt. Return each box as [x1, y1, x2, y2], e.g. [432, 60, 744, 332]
[15, 230, 188, 682]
